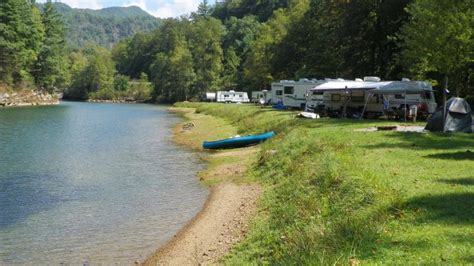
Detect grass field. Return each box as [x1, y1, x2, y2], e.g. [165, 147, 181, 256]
[175, 102, 474, 264]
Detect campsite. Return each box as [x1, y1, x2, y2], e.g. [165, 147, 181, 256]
[175, 101, 473, 264]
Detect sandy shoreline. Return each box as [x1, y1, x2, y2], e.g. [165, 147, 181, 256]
[143, 108, 261, 265]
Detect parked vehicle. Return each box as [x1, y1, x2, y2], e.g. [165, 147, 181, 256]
[251, 90, 268, 103]
[216, 90, 250, 103]
[203, 92, 216, 102]
[308, 78, 437, 119]
[270, 79, 326, 109]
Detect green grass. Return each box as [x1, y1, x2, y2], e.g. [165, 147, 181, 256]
[175, 102, 474, 264]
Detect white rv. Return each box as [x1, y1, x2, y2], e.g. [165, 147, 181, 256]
[216, 90, 250, 103]
[309, 78, 437, 118]
[251, 90, 270, 104]
[270, 79, 326, 109]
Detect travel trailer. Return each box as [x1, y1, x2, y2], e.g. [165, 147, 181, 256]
[251, 90, 265, 103]
[270, 79, 326, 109]
[203, 92, 216, 102]
[308, 78, 437, 118]
[216, 90, 250, 103]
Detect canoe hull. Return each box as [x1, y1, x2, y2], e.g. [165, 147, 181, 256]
[203, 131, 275, 149]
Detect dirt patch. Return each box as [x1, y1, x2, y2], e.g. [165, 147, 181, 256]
[355, 125, 426, 132]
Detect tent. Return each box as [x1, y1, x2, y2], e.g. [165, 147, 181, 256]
[425, 97, 472, 133]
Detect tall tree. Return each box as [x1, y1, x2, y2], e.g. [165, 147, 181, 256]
[243, 0, 309, 90]
[34, 0, 67, 92]
[222, 16, 260, 90]
[0, 0, 43, 85]
[399, 0, 473, 96]
[150, 20, 195, 102]
[188, 17, 225, 94]
[196, 0, 212, 18]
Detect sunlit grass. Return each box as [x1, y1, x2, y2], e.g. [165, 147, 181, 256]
[176, 102, 474, 264]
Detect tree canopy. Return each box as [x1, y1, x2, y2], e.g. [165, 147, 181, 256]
[1, 0, 472, 103]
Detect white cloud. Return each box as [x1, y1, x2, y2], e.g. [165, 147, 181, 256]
[48, 0, 103, 10]
[139, 0, 202, 18]
[123, 0, 147, 11]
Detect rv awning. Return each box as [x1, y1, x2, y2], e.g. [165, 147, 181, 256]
[311, 81, 433, 94]
[310, 81, 384, 92]
[369, 81, 432, 94]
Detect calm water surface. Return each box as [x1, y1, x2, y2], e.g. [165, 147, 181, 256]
[0, 102, 208, 264]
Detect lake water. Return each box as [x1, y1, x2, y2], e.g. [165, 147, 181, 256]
[0, 102, 208, 264]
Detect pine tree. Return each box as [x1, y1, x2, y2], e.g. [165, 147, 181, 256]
[34, 0, 67, 92]
[0, 0, 40, 85]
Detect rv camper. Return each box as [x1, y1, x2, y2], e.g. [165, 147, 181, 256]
[216, 90, 250, 103]
[251, 91, 265, 103]
[270, 79, 326, 109]
[204, 92, 216, 102]
[309, 78, 437, 118]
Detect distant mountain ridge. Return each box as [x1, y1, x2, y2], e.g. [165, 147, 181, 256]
[37, 2, 162, 48]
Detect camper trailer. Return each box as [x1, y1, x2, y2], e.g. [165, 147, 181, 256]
[309, 78, 437, 118]
[251, 90, 270, 104]
[203, 92, 216, 102]
[216, 90, 250, 103]
[270, 79, 326, 109]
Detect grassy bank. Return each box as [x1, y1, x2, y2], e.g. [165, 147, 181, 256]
[175, 102, 474, 264]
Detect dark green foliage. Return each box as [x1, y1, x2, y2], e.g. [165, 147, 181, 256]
[33, 1, 68, 92]
[399, 0, 473, 97]
[150, 19, 196, 102]
[65, 45, 114, 99]
[0, 0, 66, 91]
[213, 0, 290, 22]
[0, 0, 43, 85]
[65, 45, 152, 101]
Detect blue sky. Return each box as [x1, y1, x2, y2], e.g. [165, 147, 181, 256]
[39, 0, 215, 18]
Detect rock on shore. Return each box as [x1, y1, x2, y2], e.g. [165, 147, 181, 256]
[0, 90, 59, 107]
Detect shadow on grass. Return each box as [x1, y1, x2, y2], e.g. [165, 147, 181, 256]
[364, 132, 474, 150]
[425, 151, 474, 160]
[437, 177, 474, 186]
[406, 192, 474, 225]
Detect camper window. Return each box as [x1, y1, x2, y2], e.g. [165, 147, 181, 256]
[351, 94, 365, 102]
[395, 94, 405, 99]
[224, 94, 229, 97]
[276, 90, 283, 96]
[284, 86, 294, 94]
[331, 94, 341, 102]
[312, 91, 323, 95]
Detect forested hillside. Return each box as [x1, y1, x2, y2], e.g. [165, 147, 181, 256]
[1, 0, 472, 104]
[37, 3, 162, 48]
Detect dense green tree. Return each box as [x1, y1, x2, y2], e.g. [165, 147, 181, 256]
[65, 49, 89, 98]
[196, 0, 212, 18]
[242, 0, 309, 90]
[65, 45, 115, 99]
[222, 16, 260, 90]
[112, 32, 154, 79]
[0, 0, 44, 85]
[399, 0, 473, 96]
[213, 0, 290, 22]
[34, 0, 67, 92]
[150, 19, 196, 102]
[187, 17, 225, 94]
